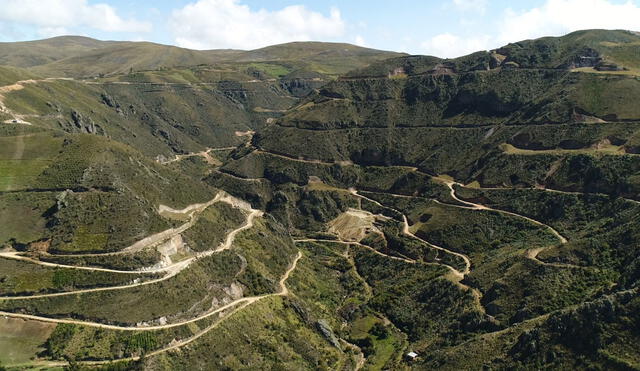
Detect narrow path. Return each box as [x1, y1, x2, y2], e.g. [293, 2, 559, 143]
[294, 238, 417, 265]
[344, 190, 492, 316]
[0, 194, 263, 300]
[161, 130, 254, 165]
[358, 187, 582, 272]
[2, 252, 303, 368]
[348, 189, 470, 277]
[0, 251, 300, 332]
[295, 237, 486, 317]
[538, 185, 640, 206]
[212, 169, 267, 182]
[254, 149, 353, 167]
[435, 180, 588, 269]
[442, 181, 568, 244]
[47, 193, 223, 259]
[367, 181, 572, 268]
[0, 260, 189, 301]
[160, 148, 234, 165]
[0, 251, 156, 274]
[0, 78, 72, 125]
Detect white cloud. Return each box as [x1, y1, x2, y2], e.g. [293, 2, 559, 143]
[38, 26, 70, 38]
[498, 0, 640, 44]
[422, 0, 640, 58]
[452, 0, 487, 13]
[169, 0, 345, 50]
[0, 0, 152, 35]
[354, 35, 367, 47]
[421, 33, 491, 58]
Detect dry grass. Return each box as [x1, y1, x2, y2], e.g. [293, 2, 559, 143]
[327, 209, 381, 242]
[499, 143, 633, 156]
[0, 317, 55, 365]
[571, 67, 640, 76]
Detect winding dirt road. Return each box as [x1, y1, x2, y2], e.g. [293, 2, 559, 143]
[1, 251, 302, 368]
[442, 181, 568, 244]
[161, 148, 235, 165]
[0, 193, 262, 300]
[0, 251, 301, 332]
[344, 189, 493, 316]
[348, 189, 470, 278]
[294, 238, 417, 265]
[0, 78, 73, 125]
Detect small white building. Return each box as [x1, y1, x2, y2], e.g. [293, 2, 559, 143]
[406, 351, 418, 361]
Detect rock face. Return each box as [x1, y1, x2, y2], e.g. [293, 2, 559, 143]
[316, 320, 342, 350]
[563, 48, 602, 69]
[595, 61, 626, 71]
[68, 109, 104, 135]
[490, 53, 507, 69]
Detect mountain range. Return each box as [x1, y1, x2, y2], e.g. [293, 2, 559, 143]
[0, 29, 639, 370]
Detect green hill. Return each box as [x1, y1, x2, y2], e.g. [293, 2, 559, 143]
[0, 36, 403, 79]
[1, 29, 640, 370]
[0, 36, 117, 68]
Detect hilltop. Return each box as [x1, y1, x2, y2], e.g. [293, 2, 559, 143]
[0, 36, 404, 78]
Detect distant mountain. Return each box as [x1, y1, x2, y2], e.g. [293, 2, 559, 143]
[0, 36, 120, 67]
[0, 36, 404, 78]
[230, 41, 407, 75]
[30, 42, 236, 77]
[345, 29, 640, 78]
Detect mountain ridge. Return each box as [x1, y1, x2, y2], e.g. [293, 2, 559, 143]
[0, 36, 405, 78]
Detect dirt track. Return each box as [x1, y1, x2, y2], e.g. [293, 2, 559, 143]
[442, 180, 568, 244]
[0, 252, 301, 332]
[348, 189, 470, 278]
[0, 193, 261, 300]
[1, 251, 302, 368]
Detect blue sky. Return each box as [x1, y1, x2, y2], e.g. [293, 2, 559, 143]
[1, 0, 639, 57]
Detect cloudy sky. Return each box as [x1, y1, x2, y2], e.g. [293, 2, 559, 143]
[1, 0, 639, 57]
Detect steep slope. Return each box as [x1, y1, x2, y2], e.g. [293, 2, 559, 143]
[210, 29, 640, 369]
[0, 40, 402, 160]
[1, 30, 640, 370]
[253, 30, 640, 196]
[0, 125, 215, 252]
[0, 65, 296, 157]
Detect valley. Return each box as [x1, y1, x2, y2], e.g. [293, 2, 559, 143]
[0, 29, 640, 370]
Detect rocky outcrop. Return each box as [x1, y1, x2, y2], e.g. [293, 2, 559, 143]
[595, 61, 626, 71]
[65, 109, 105, 135]
[563, 48, 601, 69]
[316, 320, 342, 350]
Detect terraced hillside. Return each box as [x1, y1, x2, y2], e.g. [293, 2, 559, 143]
[1, 30, 640, 370]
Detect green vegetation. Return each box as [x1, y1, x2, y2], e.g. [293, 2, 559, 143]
[183, 202, 246, 252]
[0, 259, 158, 296]
[2, 29, 640, 370]
[38, 249, 161, 271]
[0, 251, 240, 324]
[247, 62, 292, 78]
[0, 317, 55, 365]
[353, 247, 484, 345]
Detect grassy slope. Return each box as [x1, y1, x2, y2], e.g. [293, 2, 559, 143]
[2, 30, 640, 370]
[0, 36, 116, 68]
[0, 36, 403, 79]
[0, 126, 216, 251]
